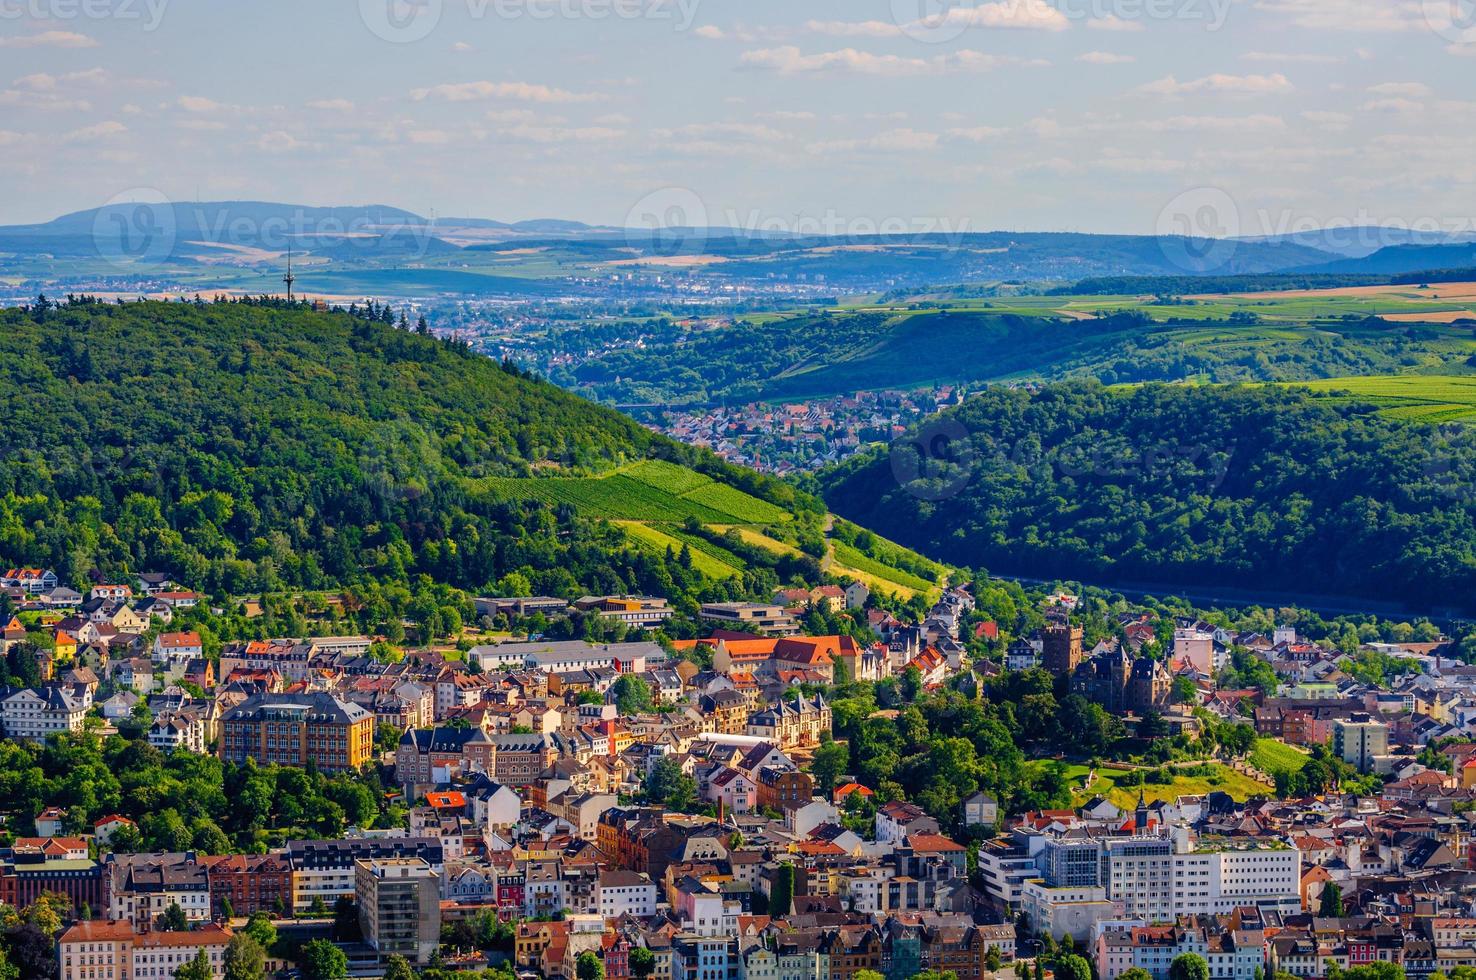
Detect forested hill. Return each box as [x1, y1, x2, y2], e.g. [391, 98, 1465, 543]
[818, 382, 1476, 612]
[0, 298, 810, 598]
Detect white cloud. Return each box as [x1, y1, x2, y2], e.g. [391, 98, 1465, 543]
[654, 122, 787, 142]
[1366, 81, 1431, 97]
[694, 25, 725, 39]
[307, 98, 355, 111]
[1362, 97, 1424, 114]
[177, 119, 227, 131]
[0, 30, 97, 48]
[1140, 114, 1287, 131]
[945, 126, 1008, 141]
[1447, 43, 1476, 57]
[497, 124, 623, 143]
[740, 46, 1045, 75]
[1241, 51, 1343, 64]
[758, 110, 816, 121]
[1087, 15, 1144, 31]
[62, 120, 127, 142]
[451, 41, 474, 52]
[808, 128, 940, 154]
[1077, 51, 1134, 64]
[177, 95, 226, 113]
[808, 0, 1068, 38]
[411, 80, 602, 103]
[0, 130, 22, 146]
[1301, 110, 1352, 129]
[1254, 0, 1428, 32]
[258, 130, 303, 152]
[1138, 72, 1293, 96]
[485, 108, 539, 123]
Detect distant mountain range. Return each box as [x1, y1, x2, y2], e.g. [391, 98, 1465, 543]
[5, 200, 1476, 300]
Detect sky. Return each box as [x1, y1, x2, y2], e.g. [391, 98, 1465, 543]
[2, 0, 1475, 236]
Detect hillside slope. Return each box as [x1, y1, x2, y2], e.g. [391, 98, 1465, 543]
[818, 382, 1476, 612]
[0, 299, 817, 599]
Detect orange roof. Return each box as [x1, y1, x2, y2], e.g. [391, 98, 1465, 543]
[834, 783, 874, 802]
[60, 921, 136, 944]
[907, 832, 965, 853]
[796, 840, 846, 856]
[426, 791, 467, 809]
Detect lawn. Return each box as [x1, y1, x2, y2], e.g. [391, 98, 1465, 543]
[1035, 761, 1274, 808]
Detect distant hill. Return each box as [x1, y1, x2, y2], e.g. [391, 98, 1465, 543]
[818, 381, 1476, 613]
[0, 298, 816, 599]
[1235, 227, 1476, 259]
[3, 200, 430, 238]
[1302, 243, 1476, 275]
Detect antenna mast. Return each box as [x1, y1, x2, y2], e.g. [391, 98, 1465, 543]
[283, 247, 296, 303]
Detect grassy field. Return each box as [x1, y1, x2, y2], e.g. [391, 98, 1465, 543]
[1248, 739, 1309, 778]
[1037, 761, 1274, 808]
[1288, 375, 1476, 422]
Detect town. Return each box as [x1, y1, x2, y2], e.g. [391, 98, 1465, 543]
[2, 565, 1475, 980]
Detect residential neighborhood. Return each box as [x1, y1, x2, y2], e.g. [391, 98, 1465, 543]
[3, 567, 1476, 980]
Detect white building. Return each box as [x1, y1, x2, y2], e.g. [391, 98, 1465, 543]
[598, 870, 658, 918]
[0, 685, 87, 741]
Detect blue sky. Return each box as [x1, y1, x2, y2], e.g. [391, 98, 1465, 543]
[2, 0, 1475, 235]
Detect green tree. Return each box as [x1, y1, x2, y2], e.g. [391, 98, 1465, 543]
[1319, 882, 1345, 918]
[298, 940, 348, 980]
[1119, 970, 1154, 980]
[1054, 957, 1091, 980]
[986, 947, 1002, 972]
[1169, 953, 1210, 980]
[577, 951, 605, 980]
[244, 912, 277, 950]
[176, 949, 214, 980]
[611, 675, 655, 715]
[223, 933, 266, 980]
[810, 739, 849, 797]
[857, 972, 886, 980]
[157, 902, 189, 932]
[629, 947, 656, 980]
[383, 954, 418, 980]
[770, 863, 795, 917]
[644, 757, 697, 811]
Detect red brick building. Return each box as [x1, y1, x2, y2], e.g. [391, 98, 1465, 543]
[203, 853, 291, 917]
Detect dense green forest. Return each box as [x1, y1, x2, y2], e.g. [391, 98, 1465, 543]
[819, 381, 1476, 612]
[551, 308, 1475, 405]
[0, 298, 812, 603]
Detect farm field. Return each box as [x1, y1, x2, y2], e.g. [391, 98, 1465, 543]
[1288, 375, 1476, 422]
[833, 541, 938, 593]
[618, 522, 740, 579]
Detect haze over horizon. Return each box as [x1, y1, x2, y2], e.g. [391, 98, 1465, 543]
[3, 0, 1475, 239]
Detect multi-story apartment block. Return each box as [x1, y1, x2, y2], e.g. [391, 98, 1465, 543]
[356, 858, 441, 967]
[219, 692, 373, 772]
[285, 838, 443, 914]
[0, 685, 87, 740]
[59, 921, 233, 980]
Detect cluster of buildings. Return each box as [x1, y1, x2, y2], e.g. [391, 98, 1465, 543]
[15, 567, 1476, 980]
[645, 386, 970, 475]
